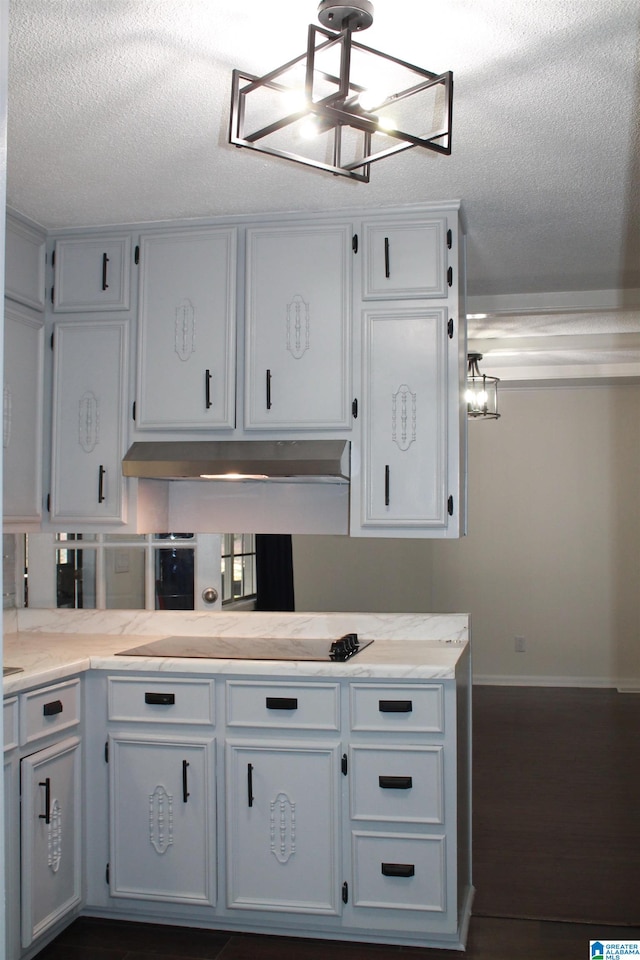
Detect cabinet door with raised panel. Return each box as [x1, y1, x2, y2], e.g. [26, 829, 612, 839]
[109, 736, 215, 905]
[50, 320, 128, 524]
[3, 304, 44, 524]
[5, 216, 46, 311]
[362, 217, 448, 300]
[136, 228, 237, 429]
[245, 223, 352, 430]
[226, 741, 341, 914]
[52, 235, 131, 312]
[357, 307, 450, 531]
[20, 736, 81, 948]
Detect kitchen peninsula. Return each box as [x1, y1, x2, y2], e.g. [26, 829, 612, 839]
[4, 609, 472, 957]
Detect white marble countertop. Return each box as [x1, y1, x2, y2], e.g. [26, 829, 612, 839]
[3, 609, 470, 694]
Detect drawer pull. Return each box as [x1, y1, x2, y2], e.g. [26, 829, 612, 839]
[266, 697, 298, 710]
[381, 862, 415, 878]
[43, 699, 63, 717]
[145, 692, 176, 706]
[378, 699, 413, 713]
[39, 778, 51, 825]
[379, 775, 413, 790]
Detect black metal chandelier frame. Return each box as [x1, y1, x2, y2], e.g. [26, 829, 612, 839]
[229, 20, 453, 182]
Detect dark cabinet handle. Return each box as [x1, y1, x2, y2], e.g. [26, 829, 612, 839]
[102, 252, 110, 291]
[379, 700, 413, 713]
[43, 699, 63, 717]
[144, 692, 175, 705]
[266, 369, 272, 410]
[205, 369, 212, 409]
[384, 236, 390, 278]
[182, 760, 190, 803]
[266, 697, 298, 710]
[247, 763, 254, 807]
[39, 778, 51, 825]
[384, 465, 390, 506]
[379, 775, 413, 789]
[98, 464, 106, 503]
[381, 862, 415, 878]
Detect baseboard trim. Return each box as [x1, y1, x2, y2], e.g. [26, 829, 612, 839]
[474, 674, 640, 691]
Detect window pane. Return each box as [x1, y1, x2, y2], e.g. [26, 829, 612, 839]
[56, 549, 96, 608]
[105, 548, 145, 609]
[155, 547, 195, 610]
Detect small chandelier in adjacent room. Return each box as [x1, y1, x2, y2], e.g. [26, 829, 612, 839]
[229, 0, 453, 182]
[466, 353, 500, 420]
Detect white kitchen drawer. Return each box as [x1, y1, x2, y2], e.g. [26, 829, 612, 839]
[20, 678, 81, 746]
[226, 680, 340, 730]
[107, 676, 215, 725]
[350, 745, 444, 824]
[352, 831, 446, 912]
[350, 683, 444, 733]
[4, 697, 18, 751]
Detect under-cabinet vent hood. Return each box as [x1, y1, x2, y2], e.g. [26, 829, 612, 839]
[122, 440, 350, 483]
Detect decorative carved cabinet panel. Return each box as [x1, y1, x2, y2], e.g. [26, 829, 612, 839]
[20, 736, 82, 948]
[359, 307, 449, 530]
[136, 228, 237, 429]
[245, 223, 352, 429]
[50, 320, 128, 523]
[108, 736, 216, 905]
[226, 741, 341, 914]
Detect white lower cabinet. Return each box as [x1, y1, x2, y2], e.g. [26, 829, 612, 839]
[4, 698, 20, 960]
[89, 663, 471, 950]
[226, 741, 341, 914]
[108, 736, 216, 905]
[20, 735, 82, 949]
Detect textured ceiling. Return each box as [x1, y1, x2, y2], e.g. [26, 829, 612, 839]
[6, 0, 640, 304]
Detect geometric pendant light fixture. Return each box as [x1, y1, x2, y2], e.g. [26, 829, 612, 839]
[229, 0, 453, 183]
[466, 352, 500, 420]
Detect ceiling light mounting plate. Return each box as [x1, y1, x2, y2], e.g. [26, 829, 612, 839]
[317, 0, 374, 32]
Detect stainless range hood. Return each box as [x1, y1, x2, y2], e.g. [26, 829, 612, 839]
[122, 440, 350, 483]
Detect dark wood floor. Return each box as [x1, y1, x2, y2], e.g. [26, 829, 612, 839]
[35, 686, 640, 959]
[31, 915, 640, 960]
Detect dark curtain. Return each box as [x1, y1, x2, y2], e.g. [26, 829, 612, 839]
[255, 534, 295, 611]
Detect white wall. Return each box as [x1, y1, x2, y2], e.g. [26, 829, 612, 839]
[293, 382, 640, 688]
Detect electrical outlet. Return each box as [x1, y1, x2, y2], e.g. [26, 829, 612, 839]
[515, 636, 526, 653]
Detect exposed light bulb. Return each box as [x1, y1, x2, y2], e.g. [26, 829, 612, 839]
[281, 88, 308, 113]
[357, 87, 385, 111]
[300, 116, 321, 139]
[377, 114, 396, 132]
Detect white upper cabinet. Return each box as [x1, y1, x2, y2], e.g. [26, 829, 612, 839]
[352, 205, 466, 539]
[362, 216, 449, 300]
[136, 228, 237, 430]
[357, 307, 451, 531]
[245, 223, 352, 430]
[5, 215, 46, 311]
[50, 320, 129, 524]
[52, 234, 131, 312]
[3, 304, 44, 525]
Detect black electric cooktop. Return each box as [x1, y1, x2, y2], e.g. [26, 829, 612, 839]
[117, 633, 373, 663]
